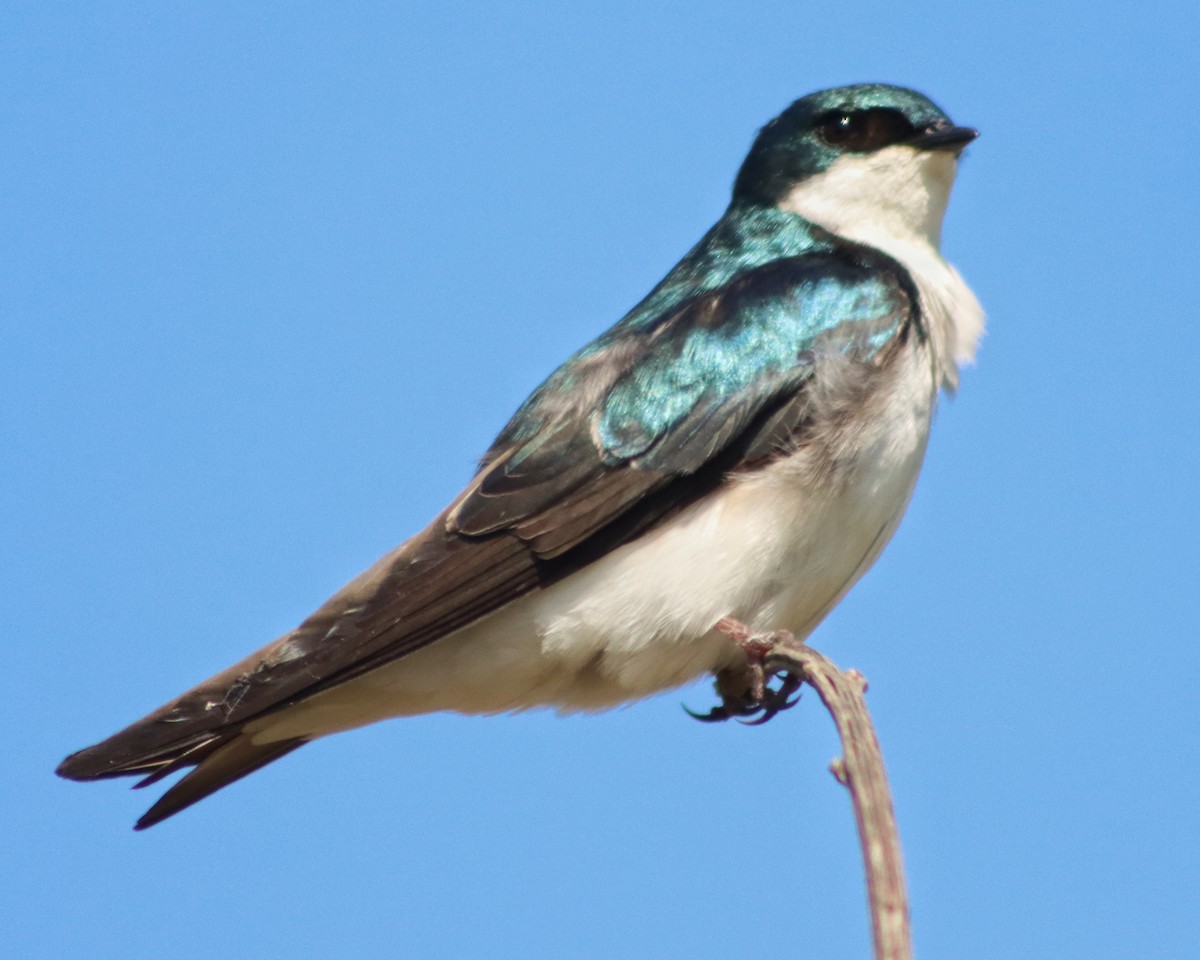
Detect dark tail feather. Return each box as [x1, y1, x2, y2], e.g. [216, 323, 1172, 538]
[133, 736, 307, 831]
[133, 738, 231, 789]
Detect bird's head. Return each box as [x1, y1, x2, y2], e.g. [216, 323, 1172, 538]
[733, 83, 978, 249]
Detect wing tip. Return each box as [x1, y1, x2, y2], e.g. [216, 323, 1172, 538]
[55, 731, 214, 783]
[56, 745, 128, 783]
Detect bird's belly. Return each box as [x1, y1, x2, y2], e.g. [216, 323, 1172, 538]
[252, 356, 936, 741]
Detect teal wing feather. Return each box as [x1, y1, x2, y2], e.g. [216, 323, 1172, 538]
[453, 248, 914, 540]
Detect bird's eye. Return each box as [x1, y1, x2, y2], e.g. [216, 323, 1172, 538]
[816, 109, 915, 152]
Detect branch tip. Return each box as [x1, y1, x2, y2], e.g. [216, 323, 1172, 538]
[755, 634, 911, 960]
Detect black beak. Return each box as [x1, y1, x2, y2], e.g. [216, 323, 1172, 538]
[907, 123, 979, 152]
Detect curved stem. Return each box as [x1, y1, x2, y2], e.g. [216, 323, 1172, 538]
[765, 634, 912, 960]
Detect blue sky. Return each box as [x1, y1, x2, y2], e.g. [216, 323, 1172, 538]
[5, 2, 1199, 958]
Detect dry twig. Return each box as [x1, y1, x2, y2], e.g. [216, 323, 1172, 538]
[764, 632, 912, 960]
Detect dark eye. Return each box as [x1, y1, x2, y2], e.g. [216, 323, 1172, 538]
[816, 109, 915, 152]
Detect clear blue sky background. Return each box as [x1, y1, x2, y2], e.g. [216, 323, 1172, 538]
[5, 3, 1198, 958]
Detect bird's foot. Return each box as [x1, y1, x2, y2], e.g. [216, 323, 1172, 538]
[684, 618, 803, 724]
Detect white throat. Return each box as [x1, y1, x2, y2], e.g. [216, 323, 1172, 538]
[778, 145, 985, 387]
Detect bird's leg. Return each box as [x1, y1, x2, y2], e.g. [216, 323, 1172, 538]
[715, 616, 773, 702]
[684, 617, 804, 724]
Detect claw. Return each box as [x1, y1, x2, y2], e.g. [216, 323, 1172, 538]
[737, 672, 804, 725]
[683, 703, 735, 723]
[780, 689, 803, 711]
[683, 689, 763, 722]
[687, 663, 804, 726]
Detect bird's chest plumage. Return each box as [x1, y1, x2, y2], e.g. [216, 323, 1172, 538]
[511, 336, 939, 705]
[756, 339, 936, 632]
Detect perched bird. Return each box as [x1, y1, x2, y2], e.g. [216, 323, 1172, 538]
[57, 83, 983, 829]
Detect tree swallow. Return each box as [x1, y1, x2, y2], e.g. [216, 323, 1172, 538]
[57, 83, 984, 829]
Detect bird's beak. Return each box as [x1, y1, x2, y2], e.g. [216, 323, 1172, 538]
[907, 123, 979, 152]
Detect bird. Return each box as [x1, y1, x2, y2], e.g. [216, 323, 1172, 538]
[57, 83, 984, 830]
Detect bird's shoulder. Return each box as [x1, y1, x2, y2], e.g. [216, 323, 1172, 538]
[467, 206, 921, 492]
